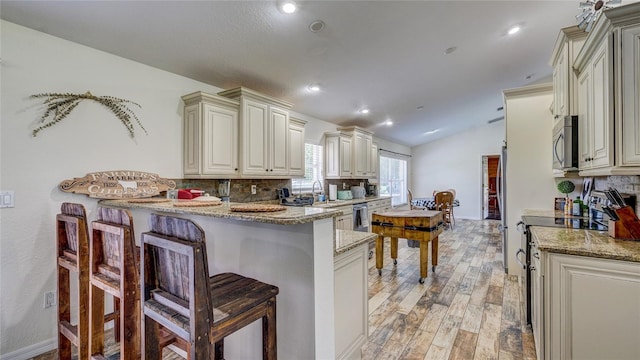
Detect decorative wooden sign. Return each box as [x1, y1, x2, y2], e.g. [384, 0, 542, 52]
[59, 170, 176, 199]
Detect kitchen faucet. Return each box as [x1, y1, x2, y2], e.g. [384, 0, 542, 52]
[312, 180, 322, 198]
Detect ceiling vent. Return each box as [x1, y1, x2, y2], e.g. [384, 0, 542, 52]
[309, 20, 325, 33]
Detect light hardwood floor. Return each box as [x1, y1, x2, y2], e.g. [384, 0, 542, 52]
[33, 219, 534, 360]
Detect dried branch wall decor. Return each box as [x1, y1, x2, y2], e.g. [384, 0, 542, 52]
[30, 91, 147, 138]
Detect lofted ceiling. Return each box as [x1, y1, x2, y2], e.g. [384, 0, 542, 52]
[1, 1, 597, 147]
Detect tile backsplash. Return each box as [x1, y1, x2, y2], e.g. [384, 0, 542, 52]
[594, 175, 640, 214]
[172, 179, 291, 202]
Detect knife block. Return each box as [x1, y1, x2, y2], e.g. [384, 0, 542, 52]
[608, 206, 640, 240]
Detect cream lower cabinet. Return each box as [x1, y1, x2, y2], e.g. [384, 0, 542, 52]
[182, 92, 240, 178]
[367, 198, 391, 227]
[335, 205, 353, 231]
[334, 243, 368, 360]
[544, 252, 640, 360]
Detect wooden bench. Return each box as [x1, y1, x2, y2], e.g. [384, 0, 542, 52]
[141, 213, 279, 359]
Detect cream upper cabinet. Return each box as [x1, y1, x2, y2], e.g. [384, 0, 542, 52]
[574, 3, 640, 175]
[181, 91, 240, 178]
[550, 26, 587, 124]
[339, 135, 353, 178]
[577, 39, 614, 170]
[326, 126, 376, 179]
[369, 143, 378, 178]
[218, 87, 293, 178]
[289, 117, 306, 177]
[619, 24, 640, 166]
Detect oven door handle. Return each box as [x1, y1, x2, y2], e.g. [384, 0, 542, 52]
[515, 248, 527, 269]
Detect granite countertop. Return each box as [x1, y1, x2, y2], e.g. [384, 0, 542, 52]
[335, 230, 377, 256]
[99, 199, 341, 225]
[530, 226, 640, 263]
[309, 195, 391, 209]
[522, 209, 585, 218]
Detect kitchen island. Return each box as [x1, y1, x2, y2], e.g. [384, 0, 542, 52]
[100, 199, 373, 359]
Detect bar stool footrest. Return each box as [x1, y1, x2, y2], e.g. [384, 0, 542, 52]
[58, 321, 78, 345]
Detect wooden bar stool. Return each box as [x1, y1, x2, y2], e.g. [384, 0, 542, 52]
[88, 207, 139, 359]
[56, 202, 92, 359]
[141, 214, 279, 360]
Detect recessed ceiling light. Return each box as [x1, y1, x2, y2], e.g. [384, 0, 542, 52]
[507, 26, 520, 35]
[424, 129, 439, 135]
[280, 1, 296, 14]
[309, 20, 325, 33]
[360, 108, 370, 114]
[444, 46, 457, 55]
[384, 120, 393, 126]
[308, 83, 321, 92]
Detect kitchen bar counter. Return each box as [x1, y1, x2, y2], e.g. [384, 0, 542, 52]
[99, 199, 338, 359]
[530, 226, 640, 262]
[335, 229, 377, 255]
[100, 199, 340, 225]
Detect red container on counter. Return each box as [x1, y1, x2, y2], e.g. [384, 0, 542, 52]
[177, 189, 204, 199]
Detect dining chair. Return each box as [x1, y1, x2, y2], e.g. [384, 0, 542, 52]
[434, 191, 455, 229]
[408, 190, 425, 210]
[141, 213, 279, 359]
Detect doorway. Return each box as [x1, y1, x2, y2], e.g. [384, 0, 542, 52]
[482, 155, 501, 220]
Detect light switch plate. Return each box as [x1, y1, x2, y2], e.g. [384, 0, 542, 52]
[0, 191, 14, 208]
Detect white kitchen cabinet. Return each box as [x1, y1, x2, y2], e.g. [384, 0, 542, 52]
[577, 39, 614, 170]
[549, 26, 587, 124]
[367, 197, 391, 228]
[335, 205, 353, 231]
[219, 87, 293, 178]
[325, 131, 353, 179]
[181, 91, 240, 178]
[369, 143, 378, 178]
[325, 127, 376, 179]
[619, 24, 640, 166]
[288, 117, 306, 177]
[545, 253, 640, 360]
[334, 242, 368, 360]
[574, 3, 640, 175]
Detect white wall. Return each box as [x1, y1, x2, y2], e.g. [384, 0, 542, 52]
[504, 84, 558, 276]
[0, 20, 405, 357]
[411, 121, 505, 219]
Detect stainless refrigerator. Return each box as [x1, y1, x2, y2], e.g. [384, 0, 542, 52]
[496, 145, 508, 272]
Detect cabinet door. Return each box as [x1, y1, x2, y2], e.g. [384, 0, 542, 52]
[270, 106, 289, 176]
[369, 143, 378, 178]
[325, 136, 340, 178]
[183, 104, 201, 175]
[202, 103, 238, 175]
[289, 122, 305, 177]
[578, 68, 592, 169]
[334, 245, 368, 360]
[241, 99, 269, 175]
[353, 132, 370, 177]
[553, 43, 568, 121]
[547, 253, 640, 360]
[340, 136, 353, 178]
[589, 39, 613, 169]
[620, 25, 640, 165]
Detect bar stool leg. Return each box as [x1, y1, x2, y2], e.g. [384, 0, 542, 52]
[89, 285, 105, 358]
[57, 267, 72, 359]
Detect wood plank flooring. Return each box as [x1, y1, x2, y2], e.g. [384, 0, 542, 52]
[33, 219, 534, 360]
[362, 219, 535, 360]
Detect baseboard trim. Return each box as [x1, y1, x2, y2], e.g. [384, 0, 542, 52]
[0, 338, 56, 360]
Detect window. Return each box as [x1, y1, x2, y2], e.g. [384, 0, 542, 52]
[291, 143, 324, 193]
[379, 155, 408, 206]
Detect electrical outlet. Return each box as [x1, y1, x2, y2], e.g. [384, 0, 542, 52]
[251, 185, 257, 195]
[44, 291, 56, 308]
[0, 191, 15, 208]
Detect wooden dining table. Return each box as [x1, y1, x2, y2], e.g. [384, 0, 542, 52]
[371, 209, 444, 283]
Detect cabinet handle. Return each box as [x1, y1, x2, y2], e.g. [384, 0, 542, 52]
[235, 168, 238, 171]
[266, 169, 269, 172]
[533, 252, 540, 259]
[529, 265, 536, 272]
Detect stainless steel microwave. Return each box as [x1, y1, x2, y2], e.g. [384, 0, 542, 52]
[552, 115, 578, 171]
